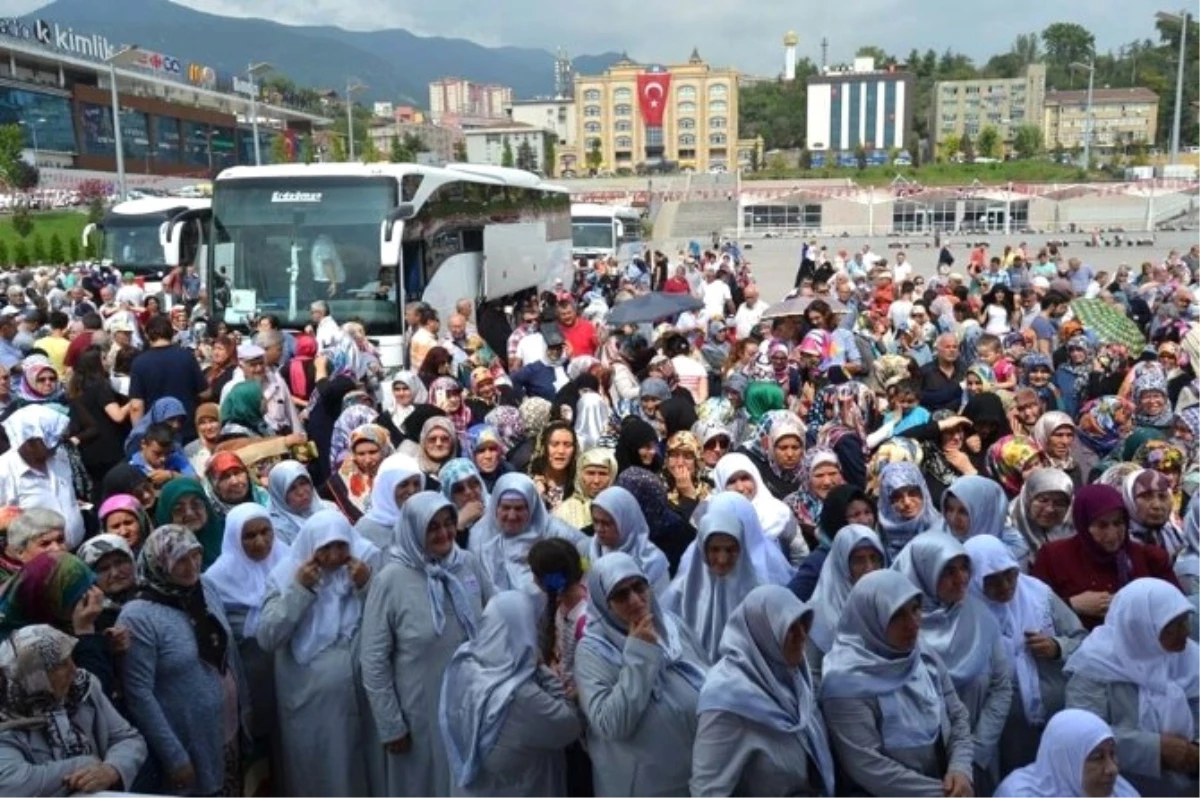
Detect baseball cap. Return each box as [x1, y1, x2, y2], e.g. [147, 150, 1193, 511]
[108, 317, 134, 333]
[237, 343, 265, 361]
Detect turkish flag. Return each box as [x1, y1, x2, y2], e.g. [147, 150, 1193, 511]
[637, 71, 671, 127]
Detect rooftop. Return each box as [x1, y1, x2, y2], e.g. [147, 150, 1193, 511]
[1046, 87, 1159, 104]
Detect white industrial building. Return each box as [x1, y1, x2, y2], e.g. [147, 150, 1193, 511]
[805, 57, 914, 154]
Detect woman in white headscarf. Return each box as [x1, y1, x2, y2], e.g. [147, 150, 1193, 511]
[472, 473, 584, 591]
[663, 505, 760, 662]
[820, 569, 975, 797]
[353, 452, 425, 548]
[694, 491, 795, 586]
[806, 524, 885, 687]
[256, 509, 379, 797]
[438, 590, 581, 797]
[574, 388, 613, 452]
[691, 585, 836, 797]
[1008, 467, 1076, 565]
[203, 503, 290, 783]
[893, 532, 1013, 793]
[994, 708, 1139, 797]
[589, 485, 671, 597]
[939, 475, 1031, 568]
[711, 451, 806, 565]
[384, 370, 427, 428]
[360, 491, 490, 797]
[964, 534, 1088, 774]
[1065, 577, 1199, 797]
[574, 552, 709, 797]
[265, 460, 334, 544]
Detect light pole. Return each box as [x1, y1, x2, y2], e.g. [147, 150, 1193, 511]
[247, 62, 271, 165]
[104, 45, 140, 202]
[345, 79, 366, 161]
[1070, 57, 1095, 168]
[1157, 10, 1190, 164]
[19, 117, 45, 165]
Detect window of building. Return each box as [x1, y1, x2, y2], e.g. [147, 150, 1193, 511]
[583, 89, 601, 102]
[485, 134, 501, 144]
[613, 87, 632, 102]
[79, 103, 115, 156]
[680, 133, 696, 145]
[678, 101, 696, 114]
[584, 105, 601, 117]
[180, 120, 212, 169]
[584, 122, 601, 133]
[614, 120, 632, 132]
[709, 133, 726, 145]
[614, 104, 632, 117]
[646, 127, 664, 147]
[153, 116, 181, 163]
[119, 110, 151, 160]
[585, 136, 601, 149]
[678, 118, 695, 130]
[679, 149, 696, 159]
[677, 85, 697, 100]
[742, 204, 822, 232]
[708, 83, 728, 100]
[709, 116, 727, 130]
[209, 125, 237, 169]
[710, 100, 727, 113]
[615, 135, 633, 148]
[2, 88, 75, 154]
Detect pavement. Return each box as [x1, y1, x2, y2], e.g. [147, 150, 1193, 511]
[658, 230, 1200, 304]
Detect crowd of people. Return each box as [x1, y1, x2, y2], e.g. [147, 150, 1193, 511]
[0, 238, 1193, 798]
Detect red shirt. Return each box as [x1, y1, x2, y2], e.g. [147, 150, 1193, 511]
[560, 318, 598, 359]
[663, 276, 690, 294]
[64, 331, 94, 370]
[1031, 534, 1181, 630]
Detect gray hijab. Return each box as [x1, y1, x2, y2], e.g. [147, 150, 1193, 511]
[392, 491, 480, 637]
[808, 525, 885, 653]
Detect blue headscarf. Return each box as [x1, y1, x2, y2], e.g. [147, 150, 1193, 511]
[392, 492, 480, 638]
[123, 396, 187, 457]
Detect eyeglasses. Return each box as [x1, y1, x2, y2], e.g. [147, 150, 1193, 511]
[703, 437, 731, 451]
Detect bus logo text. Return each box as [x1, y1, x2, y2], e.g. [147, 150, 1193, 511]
[270, 191, 323, 203]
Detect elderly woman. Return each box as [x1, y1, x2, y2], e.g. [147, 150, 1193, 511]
[589, 485, 671, 596]
[876, 461, 942, 561]
[1065, 578, 1199, 797]
[575, 552, 709, 796]
[467, 423, 513, 493]
[118, 525, 245, 796]
[354, 453, 425, 548]
[256, 509, 379, 797]
[406, 415, 459, 492]
[1122, 468, 1185, 556]
[322, 423, 393, 523]
[553, 447, 617, 529]
[154, 478, 223, 568]
[472, 473, 584, 591]
[439, 458, 490, 546]
[740, 410, 807, 499]
[0, 625, 147, 796]
[361, 492, 489, 796]
[965, 535, 1088, 774]
[691, 585, 835, 797]
[995, 708, 1139, 797]
[265, 460, 333, 544]
[1008, 468, 1075, 564]
[439, 590, 581, 797]
[712, 452, 806, 565]
[806, 524, 886, 685]
[893, 532, 1013, 792]
[820, 569, 975, 797]
[0, 509, 67, 582]
[203, 451, 267, 515]
[76, 534, 137, 634]
[789, 485, 878, 601]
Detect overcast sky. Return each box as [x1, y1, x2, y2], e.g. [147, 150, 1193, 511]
[1, 0, 1175, 75]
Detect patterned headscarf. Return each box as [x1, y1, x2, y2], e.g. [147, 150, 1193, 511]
[336, 424, 395, 515]
[0, 552, 95, 628]
[746, 410, 807, 484]
[466, 424, 509, 458]
[430, 376, 473, 435]
[784, 447, 842, 531]
[484, 407, 525, 451]
[1076, 396, 1135, 456]
[965, 363, 996, 391]
[136, 524, 203, 600]
[518, 397, 553, 441]
[866, 437, 923, 498]
[330, 404, 379, 469]
[815, 381, 876, 454]
[0, 625, 93, 756]
[1031, 411, 1077, 472]
[1060, 334, 1094, 404]
[1132, 366, 1174, 428]
[987, 435, 1048, 498]
[1134, 439, 1189, 481]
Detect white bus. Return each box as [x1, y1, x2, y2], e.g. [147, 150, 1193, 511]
[82, 197, 211, 294]
[571, 203, 643, 264]
[186, 162, 572, 366]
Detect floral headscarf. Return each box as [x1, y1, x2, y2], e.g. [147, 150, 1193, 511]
[330, 404, 379, 469]
[136, 524, 203, 600]
[484, 406, 525, 451]
[518, 397, 552, 441]
[336, 424, 394, 516]
[784, 447, 842, 531]
[665, 431, 710, 505]
[16, 355, 61, 406]
[1133, 438, 1189, 510]
[966, 363, 996, 391]
[746, 410, 807, 484]
[438, 458, 487, 503]
[816, 381, 876, 454]
[1132, 366, 1174, 428]
[430, 376, 472, 435]
[1076, 396, 1135, 456]
[1031, 411, 1076, 472]
[0, 625, 93, 756]
[865, 437, 923, 498]
[466, 424, 509, 458]
[1060, 334, 1094, 404]
[986, 435, 1048, 498]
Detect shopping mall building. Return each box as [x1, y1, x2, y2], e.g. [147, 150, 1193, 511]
[0, 16, 328, 186]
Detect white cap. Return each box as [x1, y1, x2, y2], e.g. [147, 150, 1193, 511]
[237, 343, 265, 361]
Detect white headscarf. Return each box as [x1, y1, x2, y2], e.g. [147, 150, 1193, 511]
[1064, 577, 1199, 739]
[820, 569, 944, 749]
[384, 370, 427, 427]
[391, 491, 479, 637]
[1009, 467, 1076, 557]
[475, 473, 573, 591]
[266, 460, 333, 544]
[574, 391, 611, 452]
[203, 503, 290, 638]
[266, 509, 379, 665]
[2, 405, 68, 450]
[711, 452, 797, 551]
[665, 506, 760, 662]
[892, 532, 999, 689]
[692, 491, 795, 585]
[964, 535, 1053, 725]
[438, 591, 540, 789]
[589, 486, 670, 594]
[809, 525, 885, 653]
[361, 452, 424, 529]
[939, 475, 1031, 565]
[696, 585, 835, 795]
[994, 708, 1138, 797]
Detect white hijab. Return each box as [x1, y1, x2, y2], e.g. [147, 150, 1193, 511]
[964, 535, 1054, 725]
[690, 491, 795, 585]
[361, 452, 424, 529]
[474, 473, 574, 591]
[203, 503, 290, 638]
[589, 486, 670, 595]
[994, 708, 1138, 797]
[1064, 577, 1199, 739]
[809, 525, 885, 653]
[266, 509, 379, 665]
[711, 452, 796, 546]
[2, 405, 68, 450]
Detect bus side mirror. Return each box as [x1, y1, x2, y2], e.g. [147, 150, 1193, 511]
[614, 219, 625, 239]
[383, 204, 415, 242]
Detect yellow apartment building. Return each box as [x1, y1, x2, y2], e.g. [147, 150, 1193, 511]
[1043, 87, 1159, 154]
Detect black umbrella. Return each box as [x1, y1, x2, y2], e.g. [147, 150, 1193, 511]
[606, 292, 704, 325]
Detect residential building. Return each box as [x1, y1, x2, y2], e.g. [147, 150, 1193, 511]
[1043, 87, 1159, 154]
[429, 78, 512, 123]
[805, 57, 915, 157]
[367, 120, 463, 164]
[930, 64, 1046, 152]
[564, 49, 758, 175]
[463, 124, 556, 173]
[508, 98, 576, 149]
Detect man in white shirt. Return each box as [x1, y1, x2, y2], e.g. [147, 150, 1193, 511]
[734, 282, 770, 338]
[893, 252, 912, 285]
[310, 300, 341, 351]
[311, 233, 347, 297]
[860, 244, 881, 270]
[114, 272, 145, 308]
[701, 267, 733, 320]
[0, 407, 84, 549]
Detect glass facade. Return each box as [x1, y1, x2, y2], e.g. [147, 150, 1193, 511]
[79, 102, 116, 156]
[0, 87, 75, 153]
[181, 120, 211, 169]
[120, 109, 150, 160]
[743, 204, 822, 233]
[154, 115, 181, 164]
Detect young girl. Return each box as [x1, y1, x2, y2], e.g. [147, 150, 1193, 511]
[527, 536, 588, 689]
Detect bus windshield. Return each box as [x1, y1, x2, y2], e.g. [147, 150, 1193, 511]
[103, 218, 167, 272]
[572, 221, 614, 250]
[208, 176, 402, 334]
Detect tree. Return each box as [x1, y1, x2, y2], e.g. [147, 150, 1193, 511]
[389, 136, 409, 163]
[29, 233, 44, 263]
[452, 139, 467, 162]
[585, 140, 602, 173]
[67, 236, 80, 262]
[11, 161, 38, 191]
[854, 144, 868, 170]
[360, 135, 381, 164]
[0, 240, 9, 266]
[1012, 124, 1044, 159]
[938, 133, 961, 162]
[797, 150, 811, 170]
[977, 126, 1002, 158]
[543, 137, 555, 176]
[855, 46, 895, 67]
[10, 205, 33, 238]
[748, 147, 760, 173]
[515, 139, 536, 171]
[1042, 22, 1096, 73]
[0, 124, 24, 189]
[767, 152, 790, 176]
[12, 239, 28, 267]
[500, 138, 515, 168]
[47, 232, 63, 264]
[329, 135, 347, 162]
[86, 197, 104, 226]
[269, 134, 291, 164]
[959, 131, 975, 162]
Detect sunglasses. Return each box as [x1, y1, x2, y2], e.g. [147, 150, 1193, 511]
[703, 437, 731, 450]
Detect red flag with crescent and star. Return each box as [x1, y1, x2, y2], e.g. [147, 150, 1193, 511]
[637, 68, 671, 127]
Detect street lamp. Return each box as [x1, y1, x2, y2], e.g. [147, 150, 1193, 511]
[104, 45, 141, 202]
[246, 61, 271, 165]
[1157, 10, 1190, 164]
[19, 117, 46, 165]
[1070, 57, 1096, 168]
[345, 79, 366, 161]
